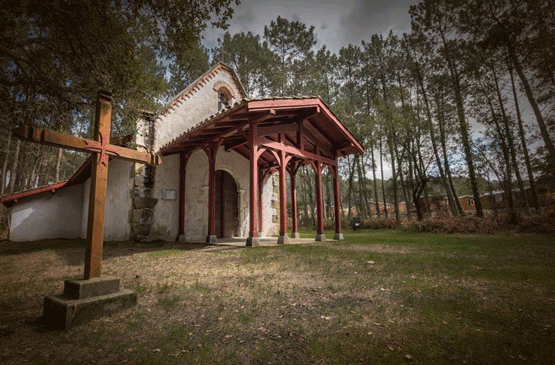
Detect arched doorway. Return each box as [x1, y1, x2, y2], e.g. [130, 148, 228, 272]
[215, 170, 239, 238]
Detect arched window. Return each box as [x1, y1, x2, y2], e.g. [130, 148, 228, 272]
[218, 89, 231, 110]
[213, 81, 235, 111]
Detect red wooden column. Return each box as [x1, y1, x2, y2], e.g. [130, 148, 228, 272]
[178, 152, 190, 241]
[277, 146, 290, 244]
[258, 167, 264, 235]
[247, 122, 260, 246]
[314, 162, 326, 241]
[289, 167, 300, 239]
[331, 164, 344, 240]
[203, 141, 221, 243]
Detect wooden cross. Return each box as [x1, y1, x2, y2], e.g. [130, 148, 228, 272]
[14, 90, 160, 279]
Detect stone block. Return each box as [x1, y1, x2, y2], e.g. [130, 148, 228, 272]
[131, 208, 153, 224]
[43, 289, 137, 330]
[246, 237, 260, 247]
[334, 232, 344, 240]
[134, 174, 145, 186]
[133, 196, 158, 209]
[291, 232, 301, 239]
[315, 233, 326, 242]
[131, 223, 151, 236]
[63, 276, 120, 299]
[277, 235, 290, 244]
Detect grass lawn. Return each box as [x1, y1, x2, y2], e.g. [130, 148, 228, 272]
[0, 229, 554, 364]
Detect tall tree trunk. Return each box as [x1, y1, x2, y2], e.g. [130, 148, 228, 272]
[379, 132, 388, 218]
[370, 130, 381, 218]
[356, 155, 368, 219]
[436, 91, 464, 215]
[440, 30, 483, 217]
[7, 139, 21, 194]
[55, 148, 63, 182]
[1, 130, 11, 196]
[508, 56, 541, 213]
[346, 156, 355, 221]
[302, 170, 309, 224]
[508, 45, 555, 168]
[414, 57, 458, 216]
[395, 147, 411, 221]
[360, 155, 371, 218]
[486, 170, 499, 218]
[491, 64, 529, 214]
[479, 75, 517, 222]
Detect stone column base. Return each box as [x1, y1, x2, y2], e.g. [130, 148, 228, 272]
[277, 235, 290, 244]
[246, 237, 260, 247]
[315, 233, 326, 242]
[206, 235, 217, 244]
[291, 232, 301, 239]
[43, 276, 137, 330]
[334, 232, 344, 240]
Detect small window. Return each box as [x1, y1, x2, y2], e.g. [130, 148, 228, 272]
[469, 199, 474, 206]
[218, 92, 229, 110]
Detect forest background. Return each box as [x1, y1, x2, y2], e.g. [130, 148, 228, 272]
[1, 0, 554, 232]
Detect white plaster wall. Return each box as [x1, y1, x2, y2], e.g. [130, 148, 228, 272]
[150, 154, 180, 241]
[183, 149, 208, 241]
[154, 70, 242, 151]
[81, 179, 90, 239]
[9, 184, 83, 242]
[80, 159, 134, 241]
[261, 174, 279, 237]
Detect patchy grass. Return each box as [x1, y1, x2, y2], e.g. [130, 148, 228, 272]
[0, 230, 554, 364]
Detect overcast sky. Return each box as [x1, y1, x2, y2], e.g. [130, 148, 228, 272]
[203, 0, 420, 54]
[202, 0, 419, 178]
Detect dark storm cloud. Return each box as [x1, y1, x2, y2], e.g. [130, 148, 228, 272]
[233, 7, 256, 30]
[203, 0, 419, 53]
[340, 0, 419, 44]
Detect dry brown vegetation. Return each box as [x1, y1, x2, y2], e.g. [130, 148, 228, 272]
[1, 230, 554, 364]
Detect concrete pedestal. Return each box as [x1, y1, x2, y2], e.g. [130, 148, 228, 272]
[334, 233, 344, 240]
[291, 232, 301, 239]
[43, 276, 137, 330]
[246, 237, 260, 247]
[315, 233, 326, 242]
[277, 235, 290, 244]
[206, 235, 217, 244]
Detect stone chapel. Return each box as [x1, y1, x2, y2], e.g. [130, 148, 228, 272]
[1, 63, 364, 244]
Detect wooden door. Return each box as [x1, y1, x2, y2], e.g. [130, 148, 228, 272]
[215, 170, 238, 238]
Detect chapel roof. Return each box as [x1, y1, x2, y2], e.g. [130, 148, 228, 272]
[159, 96, 364, 168]
[0, 154, 93, 208]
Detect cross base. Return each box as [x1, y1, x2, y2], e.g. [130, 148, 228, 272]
[42, 276, 137, 330]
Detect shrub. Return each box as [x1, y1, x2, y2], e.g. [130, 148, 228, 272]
[517, 211, 555, 234]
[403, 212, 555, 234]
[361, 217, 401, 230]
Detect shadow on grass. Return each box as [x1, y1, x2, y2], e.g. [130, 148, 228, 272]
[0, 239, 224, 267]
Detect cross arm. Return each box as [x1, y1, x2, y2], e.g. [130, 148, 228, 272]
[14, 125, 160, 165]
